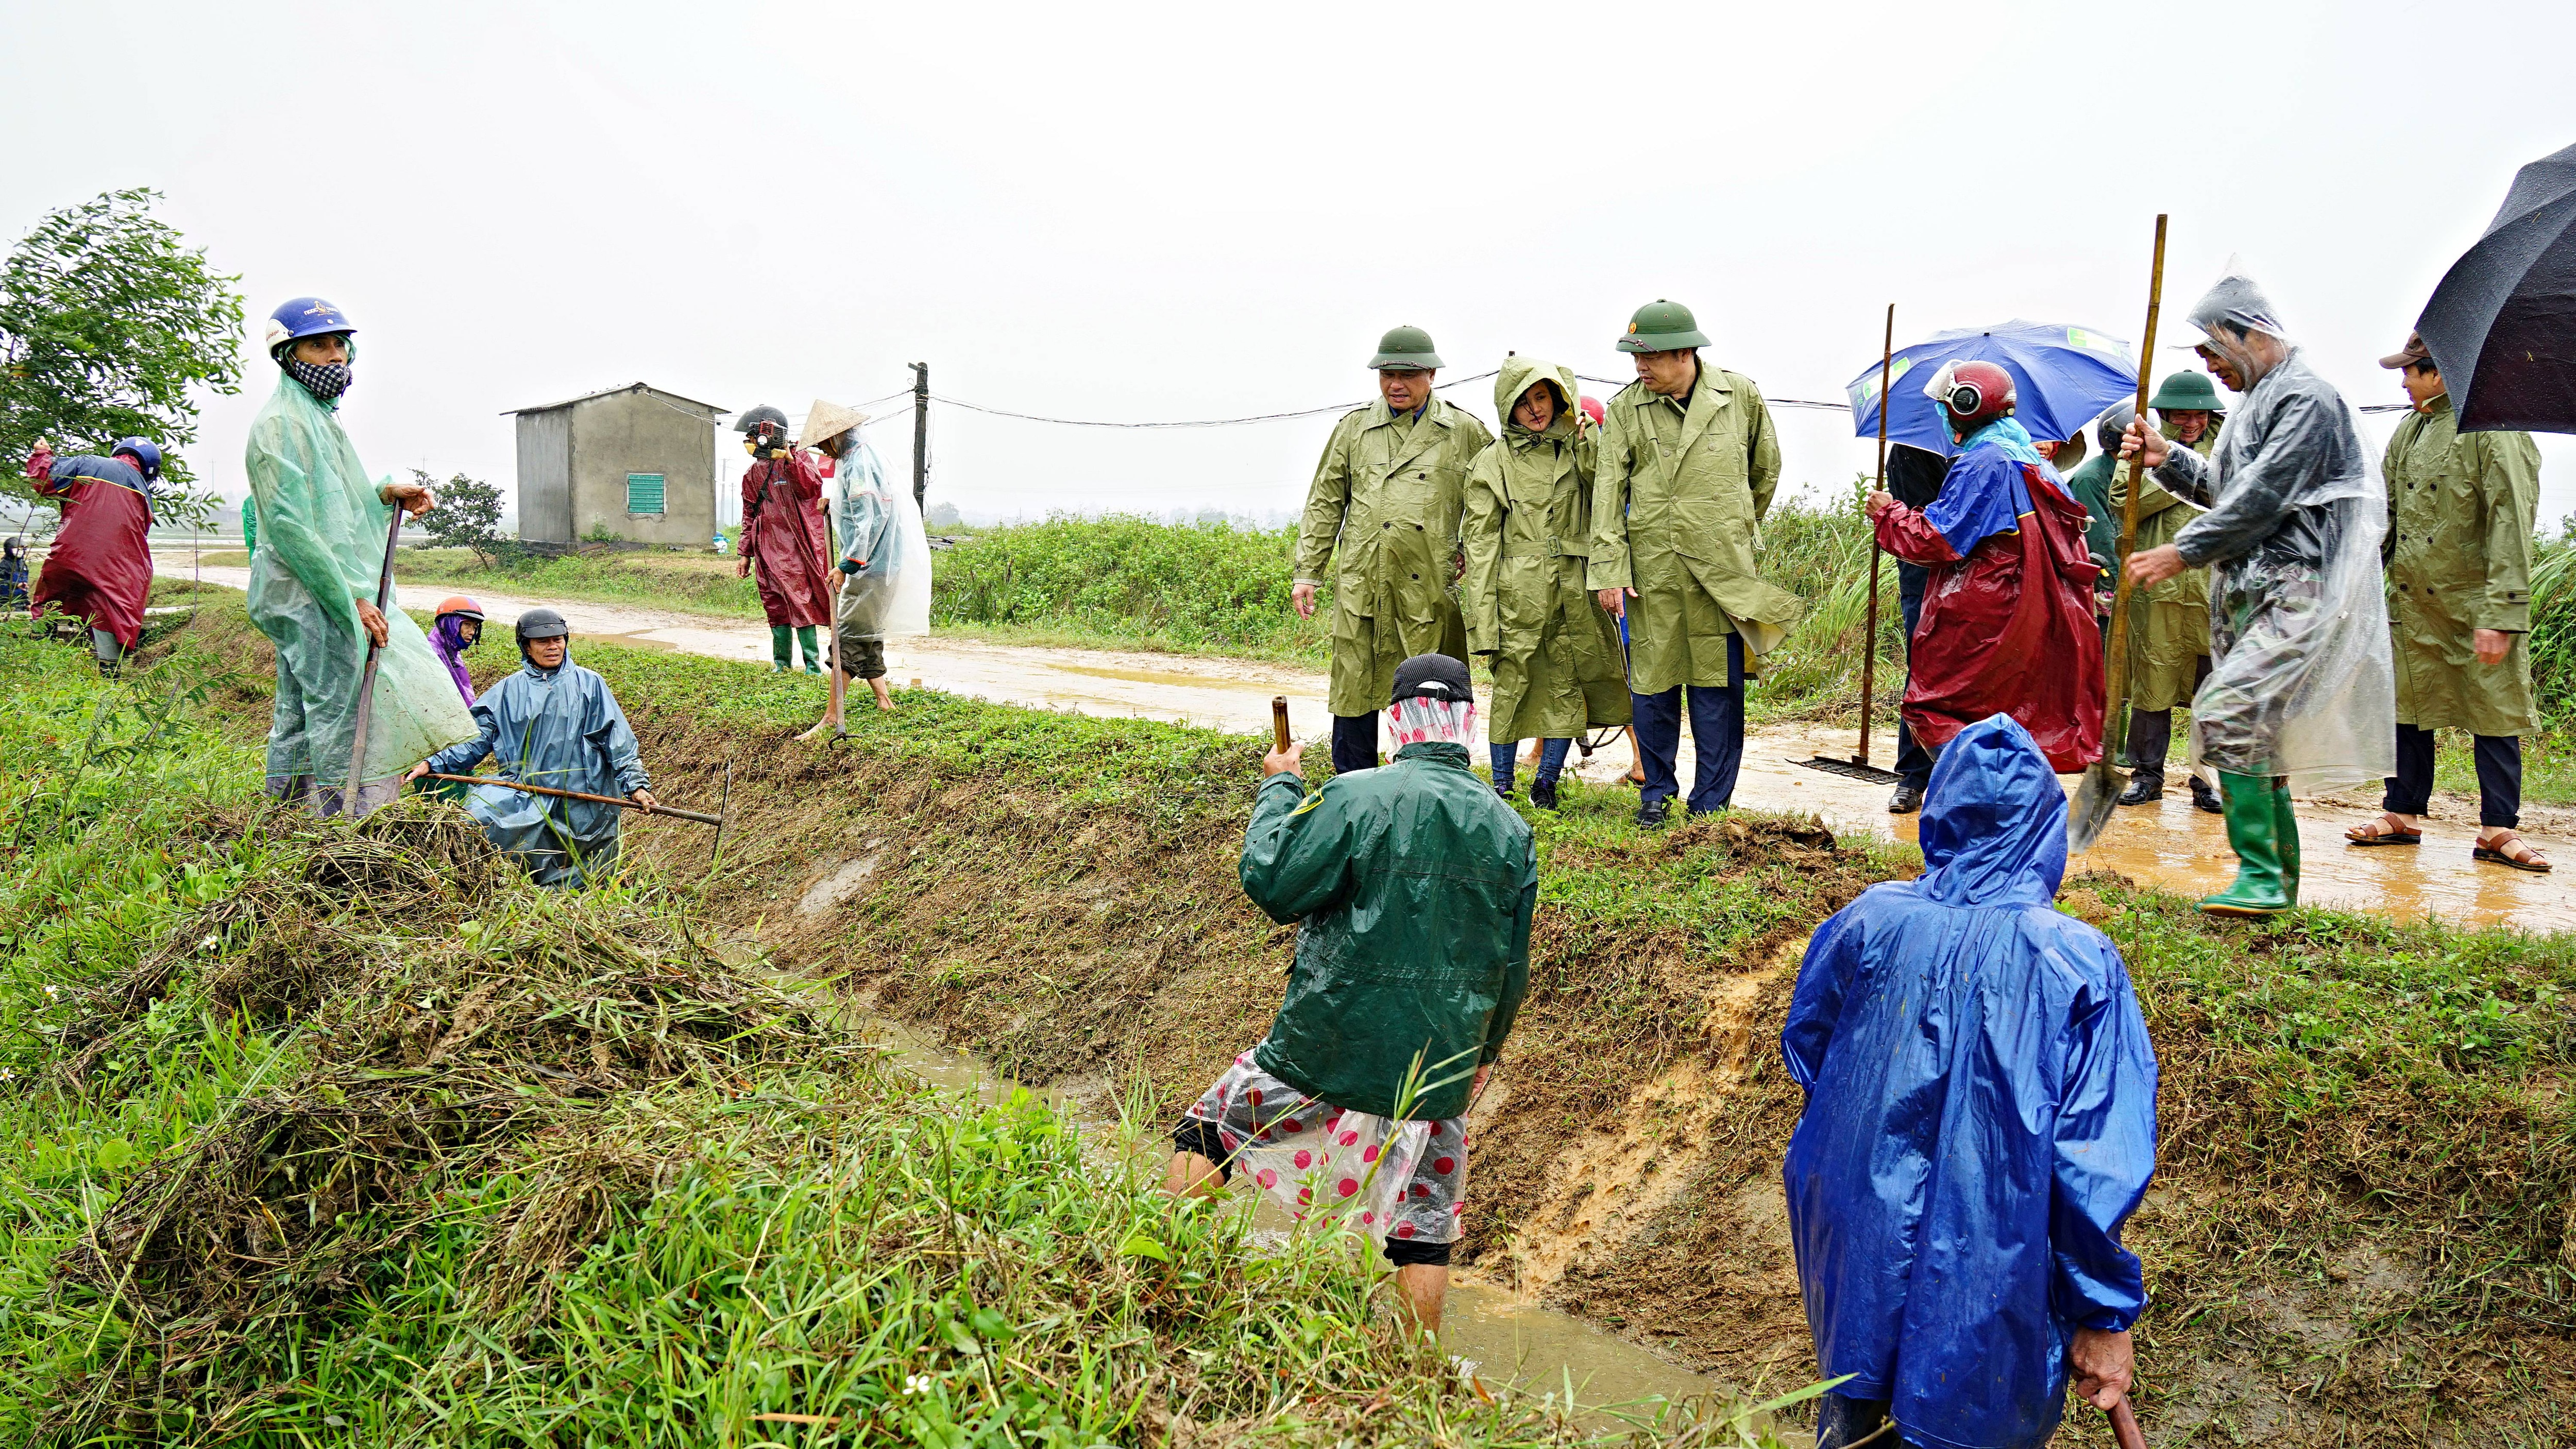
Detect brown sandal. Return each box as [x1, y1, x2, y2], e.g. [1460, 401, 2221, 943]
[2344, 812, 2422, 847]
[2473, 831, 2551, 873]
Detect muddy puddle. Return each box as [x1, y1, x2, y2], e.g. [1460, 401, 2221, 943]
[798, 987, 1738, 1427]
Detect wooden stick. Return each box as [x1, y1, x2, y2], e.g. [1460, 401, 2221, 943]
[2101, 215, 2171, 768]
[2108, 1397, 2148, 1449]
[345, 503, 404, 805]
[1856, 302, 1894, 768]
[1271, 695, 1291, 754]
[419, 773, 723, 826]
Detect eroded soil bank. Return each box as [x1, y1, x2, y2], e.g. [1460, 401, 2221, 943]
[170, 606, 2576, 1444]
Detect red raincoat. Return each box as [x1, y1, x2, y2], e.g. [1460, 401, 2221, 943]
[740, 450, 834, 628]
[1874, 447, 2104, 771]
[26, 449, 154, 647]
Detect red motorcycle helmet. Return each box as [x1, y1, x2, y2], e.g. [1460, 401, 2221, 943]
[1579, 395, 1606, 429]
[1931, 360, 2018, 435]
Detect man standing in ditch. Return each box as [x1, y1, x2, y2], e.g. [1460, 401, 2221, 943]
[1164, 654, 1535, 1339]
[1293, 328, 1494, 775]
[2344, 332, 2547, 871]
[1589, 300, 1800, 825]
[1783, 713, 2156, 1449]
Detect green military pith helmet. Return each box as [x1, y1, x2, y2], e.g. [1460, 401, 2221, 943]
[1617, 299, 1710, 353]
[2148, 370, 2225, 413]
[1368, 325, 1444, 371]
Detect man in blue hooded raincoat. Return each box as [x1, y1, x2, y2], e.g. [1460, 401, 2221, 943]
[1782, 713, 2156, 1449]
[405, 607, 656, 888]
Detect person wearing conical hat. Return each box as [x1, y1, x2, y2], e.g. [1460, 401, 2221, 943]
[1292, 327, 1494, 775]
[1588, 300, 1801, 825]
[799, 400, 933, 740]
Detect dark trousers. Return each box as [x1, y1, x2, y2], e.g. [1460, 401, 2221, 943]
[1812, 1392, 1892, 1449]
[1893, 563, 1933, 790]
[1632, 635, 1745, 813]
[2123, 658, 2211, 776]
[2386, 723, 2521, 829]
[1331, 712, 1379, 776]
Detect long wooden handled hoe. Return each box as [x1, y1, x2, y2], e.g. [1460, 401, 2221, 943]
[344, 502, 406, 810]
[2067, 214, 2170, 853]
[1797, 303, 1904, 786]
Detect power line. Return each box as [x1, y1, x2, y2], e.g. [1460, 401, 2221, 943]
[930, 370, 1504, 430]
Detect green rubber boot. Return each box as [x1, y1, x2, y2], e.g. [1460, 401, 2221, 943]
[2272, 778, 2301, 909]
[796, 625, 823, 674]
[770, 626, 792, 672]
[2200, 771, 2292, 917]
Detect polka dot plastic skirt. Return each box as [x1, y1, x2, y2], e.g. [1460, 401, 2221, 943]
[1181, 1052, 1466, 1245]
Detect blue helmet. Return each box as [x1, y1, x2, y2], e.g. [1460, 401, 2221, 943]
[263, 296, 355, 357]
[110, 437, 162, 481]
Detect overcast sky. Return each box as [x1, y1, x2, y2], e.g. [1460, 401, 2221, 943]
[9, 0, 2573, 530]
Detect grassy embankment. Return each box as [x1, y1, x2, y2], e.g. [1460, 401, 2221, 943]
[288, 596, 2562, 1446]
[0, 611, 1797, 1445]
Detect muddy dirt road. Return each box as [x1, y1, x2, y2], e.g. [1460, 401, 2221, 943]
[162, 555, 2573, 930]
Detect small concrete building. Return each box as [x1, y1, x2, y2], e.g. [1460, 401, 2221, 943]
[504, 382, 725, 548]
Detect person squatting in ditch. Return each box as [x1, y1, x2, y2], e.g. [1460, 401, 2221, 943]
[1460, 355, 1630, 809]
[2120, 262, 2393, 917]
[734, 403, 836, 674]
[428, 596, 486, 706]
[1865, 360, 2105, 775]
[22, 436, 162, 677]
[1164, 654, 1535, 1337]
[1784, 713, 2156, 1449]
[405, 607, 658, 889]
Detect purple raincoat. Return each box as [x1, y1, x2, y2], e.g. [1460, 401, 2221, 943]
[429, 613, 478, 704]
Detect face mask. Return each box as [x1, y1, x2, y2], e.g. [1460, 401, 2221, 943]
[285, 357, 353, 403]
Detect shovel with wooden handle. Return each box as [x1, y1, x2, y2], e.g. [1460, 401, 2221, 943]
[2067, 213, 2170, 854]
[1271, 695, 1292, 755]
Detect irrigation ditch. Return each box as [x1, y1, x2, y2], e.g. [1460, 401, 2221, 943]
[8, 594, 2572, 1445]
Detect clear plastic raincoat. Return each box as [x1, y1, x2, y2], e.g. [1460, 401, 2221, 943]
[243, 369, 477, 815]
[1783, 714, 2156, 1449]
[828, 432, 931, 638]
[419, 651, 650, 888]
[2155, 267, 2395, 792]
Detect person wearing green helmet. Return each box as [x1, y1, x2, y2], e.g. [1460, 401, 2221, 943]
[1587, 300, 1799, 826]
[1460, 356, 1630, 808]
[2098, 373, 2226, 812]
[1293, 326, 1495, 774]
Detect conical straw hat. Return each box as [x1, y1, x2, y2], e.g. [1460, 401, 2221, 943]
[798, 398, 871, 448]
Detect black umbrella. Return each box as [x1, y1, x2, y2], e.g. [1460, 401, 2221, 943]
[2415, 141, 2576, 434]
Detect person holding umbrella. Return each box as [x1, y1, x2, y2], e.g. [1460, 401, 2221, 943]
[1292, 327, 1493, 775]
[1589, 300, 1799, 825]
[2343, 333, 2547, 871]
[243, 297, 476, 817]
[2120, 264, 2393, 916]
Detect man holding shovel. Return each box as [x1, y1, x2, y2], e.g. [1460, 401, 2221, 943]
[243, 297, 476, 816]
[1164, 654, 1535, 1339]
[2121, 264, 2393, 916]
[405, 608, 658, 888]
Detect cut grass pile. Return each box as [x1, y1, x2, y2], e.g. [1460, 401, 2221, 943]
[0, 618, 1795, 1446]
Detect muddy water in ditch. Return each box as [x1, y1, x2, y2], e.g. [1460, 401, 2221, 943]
[840, 1007, 1727, 1421]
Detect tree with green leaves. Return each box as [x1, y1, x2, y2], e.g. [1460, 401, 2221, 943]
[414, 468, 510, 567]
[0, 188, 244, 535]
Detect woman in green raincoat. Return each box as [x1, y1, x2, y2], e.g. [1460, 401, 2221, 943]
[243, 297, 477, 816]
[1461, 357, 1629, 809]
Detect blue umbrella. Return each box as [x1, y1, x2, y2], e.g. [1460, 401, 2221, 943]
[1845, 319, 2140, 453]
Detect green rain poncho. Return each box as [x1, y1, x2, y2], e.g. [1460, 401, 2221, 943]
[244, 370, 477, 814]
[1295, 396, 1495, 717]
[1462, 357, 1630, 741]
[2382, 395, 2544, 738]
[1585, 367, 1801, 694]
[2107, 419, 2219, 712]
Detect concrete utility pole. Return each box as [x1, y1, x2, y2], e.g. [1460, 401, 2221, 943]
[910, 362, 930, 512]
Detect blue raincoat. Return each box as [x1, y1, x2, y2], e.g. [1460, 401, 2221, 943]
[1781, 714, 2155, 1449]
[419, 652, 650, 888]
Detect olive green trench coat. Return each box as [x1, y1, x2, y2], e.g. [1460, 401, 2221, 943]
[1462, 357, 1631, 742]
[2106, 421, 2218, 712]
[2382, 395, 2543, 737]
[1296, 397, 1496, 717]
[1584, 367, 1799, 694]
